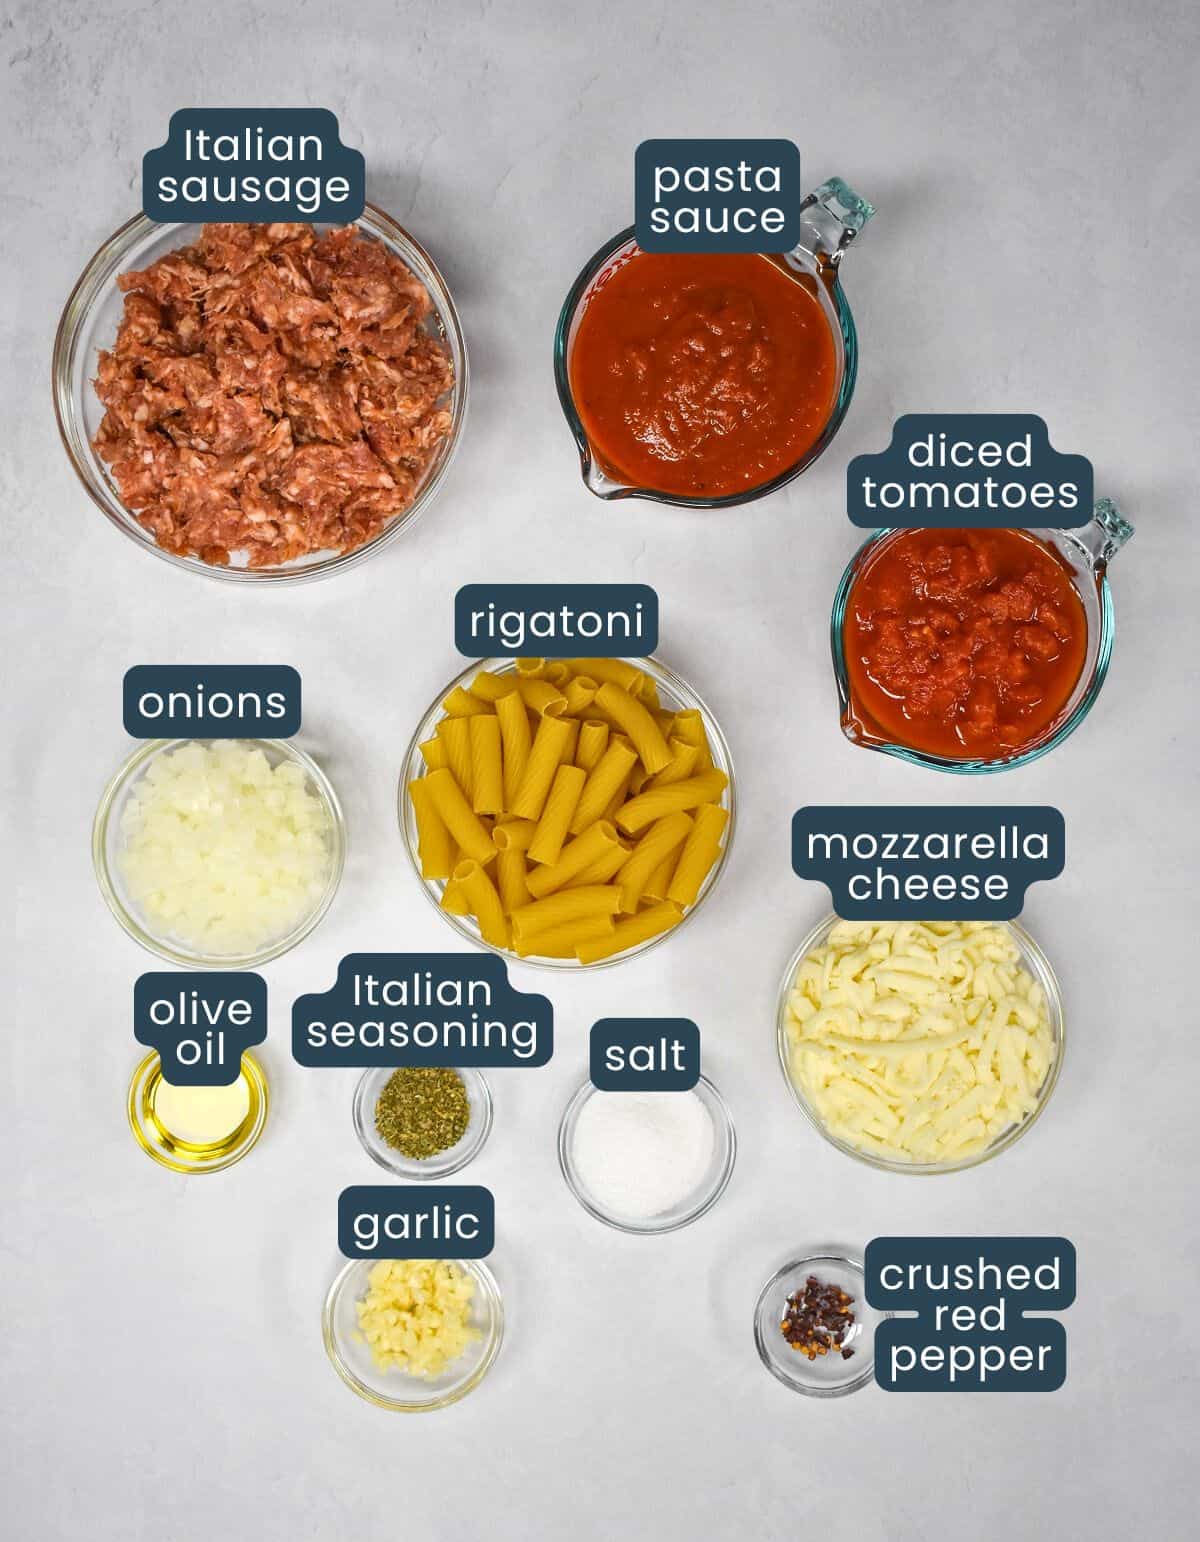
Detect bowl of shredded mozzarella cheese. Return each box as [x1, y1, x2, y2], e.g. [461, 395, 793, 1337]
[776, 917, 1065, 1174]
[93, 737, 345, 968]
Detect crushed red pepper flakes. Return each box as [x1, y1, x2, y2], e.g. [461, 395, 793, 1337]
[93, 222, 453, 568]
[780, 1274, 857, 1360]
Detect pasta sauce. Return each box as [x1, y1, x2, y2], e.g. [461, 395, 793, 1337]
[568, 251, 838, 498]
[843, 528, 1087, 760]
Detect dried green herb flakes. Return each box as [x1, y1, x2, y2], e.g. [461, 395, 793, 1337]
[374, 1067, 471, 1159]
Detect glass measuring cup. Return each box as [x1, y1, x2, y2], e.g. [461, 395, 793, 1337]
[830, 499, 1135, 773]
[553, 177, 875, 507]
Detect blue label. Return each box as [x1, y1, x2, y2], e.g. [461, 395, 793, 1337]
[635, 139, 800, 253]
[867, 1237, 1075, 1392]
[846, 415, 1092, 528]
[339, 1185, 494, 1259]
[589, 1018, 700, 1090]
[792, 807, 1064, 921]
[292, 954, 551, 1068]
[123, 665, 301, 739]
[454, 584, 658, 659]
[134, 972, 267, 1086]
[143, 109, 365, 223]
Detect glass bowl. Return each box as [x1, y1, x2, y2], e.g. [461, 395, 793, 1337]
[52, 204, 468, 584]
[93, 736, 345, 969]
[323, 1257, 503, 1412]
[753, 1253, 885, 1397]
[557, 1074, 737, 1234]
[830, 500, 1134, 773]
[776, 913, 1065, 1175]
[352, 1066, 493, 1179]
[127, 1049, 269, 1175]
[553, 178, 874, 507]
[397, 654, 735, 970]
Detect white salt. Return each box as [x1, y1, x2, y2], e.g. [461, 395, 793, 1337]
[571, 1090, 715, 1219]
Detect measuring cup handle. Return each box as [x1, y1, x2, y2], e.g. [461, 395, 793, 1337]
[1078, 497, 1135, 571]
[798, 178, 876, 266]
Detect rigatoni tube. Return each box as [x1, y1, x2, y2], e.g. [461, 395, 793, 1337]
[525, 821, 622, 898]
[422, 768, 497, 865]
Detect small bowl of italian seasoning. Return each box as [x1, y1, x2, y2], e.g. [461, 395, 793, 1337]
[753, 1253, 887, 1398]
[352, 1066, 493, 1179]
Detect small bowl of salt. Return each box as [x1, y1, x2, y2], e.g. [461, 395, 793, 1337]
[557, 1075, 736, 1234]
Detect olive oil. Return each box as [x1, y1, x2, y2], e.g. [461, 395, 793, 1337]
[128, 1051, 268, 1173]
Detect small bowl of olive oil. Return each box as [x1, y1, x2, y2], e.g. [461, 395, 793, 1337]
[127, 1051, 268, 1174]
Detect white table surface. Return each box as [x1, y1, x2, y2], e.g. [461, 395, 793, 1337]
[3, 1, 1198, 1537]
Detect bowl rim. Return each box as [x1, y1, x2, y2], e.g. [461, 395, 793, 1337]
[775, 913, 1066, 1174]
[556, 1072, 737, 1234]
[93, 735, 346, 969]
[829, 525, 1117, 774]
[351, 1065, 494, 1179]
[127, 1048, 270, 1174]
[322, 1255, 504, 1412]
[52, 202, 469, 585]
[752, 1252, 882, 1398]
[396, 653, 736, 971]
[552, 225, 858, 507]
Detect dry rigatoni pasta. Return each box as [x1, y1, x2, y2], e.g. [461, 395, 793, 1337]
[436, 716, 474, 799]
[469, 714, 504, 815]
[571, 739, 638, 834]
[525, 820, 621, 898]
[511, 885, 622, 942]
[667, 804, 729, 907]
[451, 860, 509, 948]
[563, 674, 599, 716]
[510, 714, 575, 820]
[408, 775, 454, 880]
[617, 811, 693, 913]
[575, 719, 609, 771]
[420, 768, 495, 864]
[616, 769, 729, 833]
[494, 691, 532, 808]
[528, 764, 587, 865]
[593, 682, 673, 774]
[405, 659, 730, 962]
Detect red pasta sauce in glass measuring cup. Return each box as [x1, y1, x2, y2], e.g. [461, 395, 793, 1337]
[843, 528, 1088, 760]
[568, 251, 838, 499]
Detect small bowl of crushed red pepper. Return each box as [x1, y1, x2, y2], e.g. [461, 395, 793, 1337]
[554, 178, 874, 508]
[754, 1252, 887, 1397]
[831, 503, 1134, 772]
[53, 208, 467, 583]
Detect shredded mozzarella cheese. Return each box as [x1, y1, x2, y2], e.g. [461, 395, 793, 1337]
[785, 920, 1054, 1164]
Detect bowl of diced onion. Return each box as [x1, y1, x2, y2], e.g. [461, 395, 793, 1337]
[775, 915, 1065, 1174]
[93, 737, 345, 969]
[396, 655, 735, 970]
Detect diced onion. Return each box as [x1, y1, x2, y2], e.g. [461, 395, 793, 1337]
[118, 741, 333, 955]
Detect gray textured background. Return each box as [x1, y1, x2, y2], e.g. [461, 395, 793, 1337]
[3, 1, 1198, 1537]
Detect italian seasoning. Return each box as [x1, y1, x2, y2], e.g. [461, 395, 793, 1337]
[374, 1067, 470, 1159]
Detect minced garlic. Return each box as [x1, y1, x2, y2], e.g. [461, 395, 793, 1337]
[354, 1259, 478, 1378]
